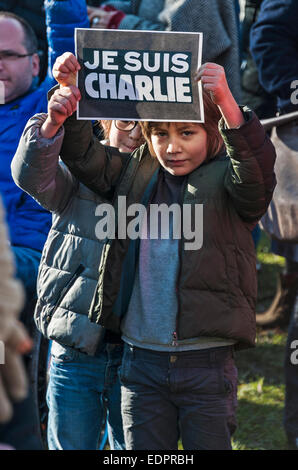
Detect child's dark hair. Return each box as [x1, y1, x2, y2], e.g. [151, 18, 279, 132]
[140, 89, 224, 160]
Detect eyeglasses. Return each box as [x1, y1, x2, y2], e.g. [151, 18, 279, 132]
[114, 120, 137, 132]
[0, 51, 35, 63]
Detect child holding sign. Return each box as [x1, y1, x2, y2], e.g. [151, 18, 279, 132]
[14, 52, 276, 450]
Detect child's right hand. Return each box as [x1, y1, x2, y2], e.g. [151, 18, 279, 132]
[40, 86, 81, 139]
[53, 52, 81, 87]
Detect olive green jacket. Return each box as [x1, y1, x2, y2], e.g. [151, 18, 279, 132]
[60, 109, 276, 349]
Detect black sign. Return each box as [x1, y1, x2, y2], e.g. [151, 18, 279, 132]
[75, 28, 203, 122]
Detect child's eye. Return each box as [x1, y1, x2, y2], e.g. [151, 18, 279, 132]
[182, 130, 194, 136]
[154, 131, 168, 138]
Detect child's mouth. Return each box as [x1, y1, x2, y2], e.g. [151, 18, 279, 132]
[167, 159, 186, 166]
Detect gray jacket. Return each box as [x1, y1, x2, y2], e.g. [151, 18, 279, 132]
[11, 114, 108, 356]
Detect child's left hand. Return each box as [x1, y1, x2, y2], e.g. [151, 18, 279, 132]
[195, 62, 245, 129]
[194, 63, 231, 107]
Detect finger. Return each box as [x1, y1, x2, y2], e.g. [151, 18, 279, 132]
[53, 63, 72, 75]
[55, 86, 79, 104]
[201, 83, 217, 93]
[195, 67, 221, 81]
[200, 70, 221, 79]
[56, 53, 80, 72]
[201, 62, 222, 69]
[196, 62, 223, 75]
[51, 95, 77, 117]
[54, 88, 81, 110]
[53, 71, 71, 81]
[56, 95, 76, 115]
[89, 9, 105, 20]
[55, 58, 77, 74]
[49, 101, 70, 118]
[62, 84, 81, 101]
[200, 76, 219, 84]
[88, 12, 97, 21]
[62, 93, 79, 114]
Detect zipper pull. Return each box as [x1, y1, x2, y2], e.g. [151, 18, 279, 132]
[172, 331, 178, 347]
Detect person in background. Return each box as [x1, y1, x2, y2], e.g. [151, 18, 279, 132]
[0, 195, 32, 450]
[239, 0, 276, 273]
[87, 0, 241, 102]
[240, 0, 276, 119]
[0, 0, 48, 82]
[251, 0, 298, 449]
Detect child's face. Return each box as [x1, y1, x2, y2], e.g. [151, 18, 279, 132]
[107, 121, 145, 153]
[150, 122, 208, 176]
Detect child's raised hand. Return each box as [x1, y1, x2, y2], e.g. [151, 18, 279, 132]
[40, 85, 81, 139]
[53, 52, 81, 87]
[195, 62, 244, 129]
[194, 63, 231, 106]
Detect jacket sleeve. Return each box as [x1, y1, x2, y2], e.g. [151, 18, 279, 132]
[11, 114, 76, 214]
[221, 108, 276, 223]
[250, 0, 298, 112]
[41, 0, 90, 91]
[106, 1, 165, 30]
[59, 113, 130, 196]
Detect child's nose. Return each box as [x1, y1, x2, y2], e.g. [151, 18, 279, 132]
[167, 139, 181, 154]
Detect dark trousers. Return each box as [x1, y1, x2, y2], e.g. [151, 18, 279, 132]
[120, 344, 238, 450]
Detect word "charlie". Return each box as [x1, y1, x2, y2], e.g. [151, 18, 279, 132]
[83, 49, 192, 103]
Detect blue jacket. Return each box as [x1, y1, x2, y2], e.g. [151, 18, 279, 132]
[250, 0, 298, 113]
[1, 0, 89, 251]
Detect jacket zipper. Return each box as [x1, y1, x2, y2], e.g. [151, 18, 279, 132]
[111, 143, 148, 207]
[91, 147, 146, 324]
[46, 264, 85, 324]
[172, 177, 188, 347]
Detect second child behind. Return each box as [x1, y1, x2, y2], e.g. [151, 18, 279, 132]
[11, 75, 144, 448]
[17, 54, 276, 450]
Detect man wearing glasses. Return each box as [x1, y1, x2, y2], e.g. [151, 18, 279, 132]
[0, 16, 40, 104]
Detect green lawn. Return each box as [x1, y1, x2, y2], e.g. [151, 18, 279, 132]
[232, 230, 289, 450]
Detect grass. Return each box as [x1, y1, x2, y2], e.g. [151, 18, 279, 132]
[232, 230, 289, 450]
